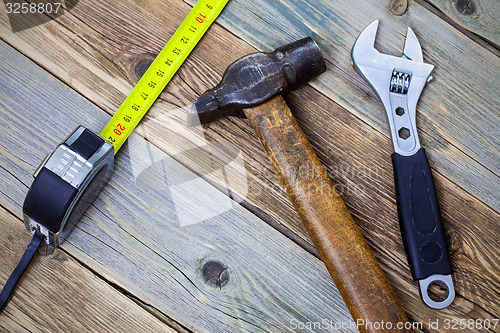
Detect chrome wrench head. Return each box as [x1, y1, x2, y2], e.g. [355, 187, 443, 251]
[351, 20, 455, 310]
[351, 20, 434, 156]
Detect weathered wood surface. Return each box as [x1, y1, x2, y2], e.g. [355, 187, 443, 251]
[244, 96, 410, 329]
[0, 40, 355, 332]
[0, 207, 177, 333]
[285, 86, 500, 324]
[191, 0, 500, 211]
[0, 0, 498, 332]
[424, 0, 500, 46]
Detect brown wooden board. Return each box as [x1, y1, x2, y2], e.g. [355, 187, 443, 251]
[186, 0, 500, 211]
[0, 207, 177, 333]
[244, 96, 410, 328]
[0, 0, 498, 331]
[423, 0, 499, 46]
[0, 40, 354, 332]
[285, 85, 500, 326]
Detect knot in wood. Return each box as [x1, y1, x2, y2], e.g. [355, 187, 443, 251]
[202, 260, 230, 288]
[456, 0, 476, 15]
[134, 58, 153, 80]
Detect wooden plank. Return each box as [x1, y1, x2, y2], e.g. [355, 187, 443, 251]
[189, 74, 500, 329]
[2, 0, 497, 214]
[184, 0, 500, 211]
[0, 1, 498, 331]
[423, 0, 499, 46]
[0, 207, 178, 333]
[0, 40, 354, 332]
[285, 86, 500, 326]
[0, 0, 313, 253]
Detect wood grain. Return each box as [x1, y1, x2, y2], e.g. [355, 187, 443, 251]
[0, 0, 310, 257]
[185, 0, 500, 211]
[0, 207, 177, 333]
[244, 96, 410, 332]
[284, 86, 500, 329]
[0, 40, 355, 332]
[0, 0, 498, 332]
[423, 0, 499, 46]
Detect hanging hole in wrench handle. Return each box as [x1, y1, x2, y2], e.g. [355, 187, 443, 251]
[391, 148, 455, 309]
[419, 274, 455, 309]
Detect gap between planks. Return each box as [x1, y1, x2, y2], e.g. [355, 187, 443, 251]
[0, 33, 321, 260]
[0, 1, 498, 330]
[0, 205, 179, 333]
[184, 0, 500, 212]
[57, 241, 194, 333]
[0, 157, 191, 331]
[416, 0, 499, 55]
[0, 39, 356, 332]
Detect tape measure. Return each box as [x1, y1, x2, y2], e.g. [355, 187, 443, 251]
[101, 0, 229, 153]
[23, 0, 229, 247]
[1, 0, 229, 314]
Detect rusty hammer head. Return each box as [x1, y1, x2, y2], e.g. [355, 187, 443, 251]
[189, 37, 326, 124]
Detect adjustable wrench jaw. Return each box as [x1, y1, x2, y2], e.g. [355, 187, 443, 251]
[352, 21, 455, 310]
[351, 20, 434, 156]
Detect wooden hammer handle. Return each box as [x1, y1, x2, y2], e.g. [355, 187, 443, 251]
[244, 95, 411, 333]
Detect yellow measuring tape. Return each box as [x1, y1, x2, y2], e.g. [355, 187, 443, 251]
[101, 0, 229, 153]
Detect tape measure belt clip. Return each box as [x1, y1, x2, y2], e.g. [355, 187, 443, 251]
[23, 126, 114, 248]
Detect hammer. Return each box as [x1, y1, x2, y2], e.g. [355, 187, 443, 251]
[190, 38, 411, 331]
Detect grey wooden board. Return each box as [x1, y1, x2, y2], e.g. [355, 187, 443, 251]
[426, 0, 500, 46]
[0, 40, 357, 332]
[0, 207, 178, 333]
[185, 0, 500, 211]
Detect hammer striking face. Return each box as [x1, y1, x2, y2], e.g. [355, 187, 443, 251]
[189, 37, 326, 124]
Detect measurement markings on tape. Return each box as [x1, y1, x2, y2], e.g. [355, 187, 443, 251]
[101, 0, 229, 153]
[1, 0, 230, 314]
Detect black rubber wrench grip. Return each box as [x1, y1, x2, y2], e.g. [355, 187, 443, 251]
[392, 148, 453, 280]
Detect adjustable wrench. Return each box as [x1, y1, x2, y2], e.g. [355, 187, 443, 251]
[351, 20, 455, 309]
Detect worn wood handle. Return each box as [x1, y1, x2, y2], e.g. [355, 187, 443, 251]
[244, 95, 411, 333]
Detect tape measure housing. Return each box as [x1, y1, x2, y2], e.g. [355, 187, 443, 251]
[23, 126, 114, 248]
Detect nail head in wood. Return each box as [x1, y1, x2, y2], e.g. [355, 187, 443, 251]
[390, 0, 408, 15]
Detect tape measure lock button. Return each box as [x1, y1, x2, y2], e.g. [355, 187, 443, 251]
[23, 126, 114, 249]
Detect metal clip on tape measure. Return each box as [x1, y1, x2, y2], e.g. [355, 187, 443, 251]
[23, 126, 114, 250]
[1, 0, 228, 313]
